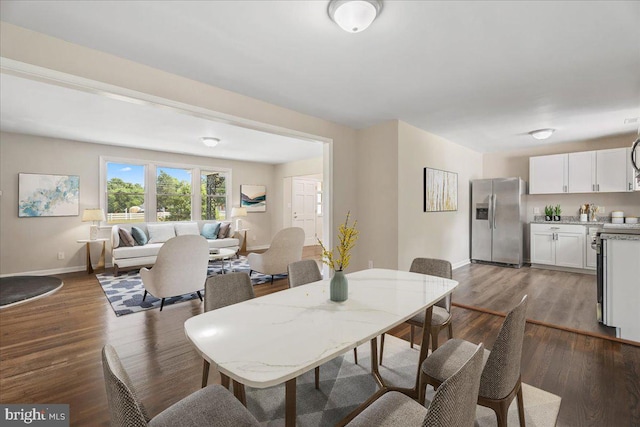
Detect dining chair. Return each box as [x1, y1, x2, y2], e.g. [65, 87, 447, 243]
[201, 272, 255, 389]
[140, 235, 209, 311]
[380, 258, 453, 364]
[287, 259, 359, 390]
[345, 342, 485, 427]
[247, 227, 305, 284]
[420, 295, 529, 427]
[102, 344, 260, 427]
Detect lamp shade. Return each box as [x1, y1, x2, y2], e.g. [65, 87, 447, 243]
[231, 207, 248, 218]
[82, 208, 106, 222]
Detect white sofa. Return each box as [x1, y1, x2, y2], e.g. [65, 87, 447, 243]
[111, 220, 239, 275]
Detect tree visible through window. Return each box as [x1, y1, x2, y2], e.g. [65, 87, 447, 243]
[202, 171, 227, 220]
[106, 162, 145, 224]
[156, 167, 192, 221]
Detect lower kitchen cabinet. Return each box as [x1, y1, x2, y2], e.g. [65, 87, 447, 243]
[531, 224, 585, 268]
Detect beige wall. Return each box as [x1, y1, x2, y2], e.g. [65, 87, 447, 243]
[398, 122, 484, 270]
[0, 23, 358, 275]
[0, 132, 278, 274]
[354, 121, 399, 270]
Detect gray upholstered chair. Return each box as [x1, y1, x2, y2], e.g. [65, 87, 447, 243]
[346, 342, 485, 427]
[287, 259, 358, 390]
[140, 235, 209, 311]
[380, 258, 453, 363]
[420, 295, 529, 427]
[102, 344, 259, 427]
[201, 272, 255, 388]
[247, 227, 305, 285]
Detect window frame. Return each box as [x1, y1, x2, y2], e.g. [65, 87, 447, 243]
[100, 156, 232, 225]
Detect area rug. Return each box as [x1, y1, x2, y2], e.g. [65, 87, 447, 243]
[245, 335, 562, 427]
[96, 256, 287, 316]
[0, 276, 63, 309]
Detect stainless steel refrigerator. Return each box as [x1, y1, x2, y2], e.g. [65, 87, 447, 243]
[471, 178, 526, 267]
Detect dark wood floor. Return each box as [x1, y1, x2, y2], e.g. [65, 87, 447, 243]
[0, 253, 638, 426]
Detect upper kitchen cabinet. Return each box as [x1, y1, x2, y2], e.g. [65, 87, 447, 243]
[531, 147, 633, 194]
[529, 154, 568, 194]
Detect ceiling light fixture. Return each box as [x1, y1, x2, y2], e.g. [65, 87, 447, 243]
[328, 0, 382, 33]
[529, 129, 555, 140]
[201, 137, 220, 148]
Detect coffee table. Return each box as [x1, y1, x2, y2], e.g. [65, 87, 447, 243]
[209, 248, 238, 273]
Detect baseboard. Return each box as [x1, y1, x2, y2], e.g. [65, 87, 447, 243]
[0, 265, 87, 278]
[530, 264, 596, 275]
[452, 259, 471, 270]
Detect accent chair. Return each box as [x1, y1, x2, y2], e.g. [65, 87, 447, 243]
[247, 227, 305, 285]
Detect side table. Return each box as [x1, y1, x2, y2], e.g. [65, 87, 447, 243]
[238, 228, 250, 255]
[77, 238, 108, 274]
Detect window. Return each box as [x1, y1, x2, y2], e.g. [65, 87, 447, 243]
[106, 162, 146, 224]
[102, 158, 230, 224]
[156, 167, 192, 222]
[201, 171, 228, 220]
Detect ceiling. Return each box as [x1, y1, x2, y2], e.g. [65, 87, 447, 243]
[1, 1, 639, 155]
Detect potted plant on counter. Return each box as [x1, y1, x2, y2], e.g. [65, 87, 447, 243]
[553, 204, 562, 222]
[544, 205, 553, 221]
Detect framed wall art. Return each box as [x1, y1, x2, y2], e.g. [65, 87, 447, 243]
[423, 167, 457, 212]
[18, 173, 80, 217]
[240, 184, 266, 212]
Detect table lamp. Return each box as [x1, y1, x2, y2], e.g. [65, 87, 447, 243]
[82, 208, 106, 240]
[230, 207, 247, 230]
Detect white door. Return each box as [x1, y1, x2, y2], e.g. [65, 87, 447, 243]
[292, 178, 318, 246]
[568, 151, 596, 193]
[596, 148, 628, 192]
[555, 232, 585, 268]
[531, 231, 555, 265]
[529, 154, 568, 194]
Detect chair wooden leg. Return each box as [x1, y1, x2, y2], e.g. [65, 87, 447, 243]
[516, 381, 526, 427]
[431, 325, 439, 351]
[159, 298, 165, 311]
[232, 380, 247, 406]
[197, 290, 203, 301]
[353, 348, 358, 365]
[315, 366, 320, 390]
[142, 290, 148, 301]
[379, 333, 385, 365]
[410, 324, 415, 348]
[202, 360, 210, 388]
[270, 275, 274, 285]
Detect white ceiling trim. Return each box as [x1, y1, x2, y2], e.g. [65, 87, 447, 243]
[0, 57, 332, 146]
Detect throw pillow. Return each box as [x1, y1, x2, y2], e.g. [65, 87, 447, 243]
[201, 222, 220, 240]
[175, 222, 199, 236]
[217, 222, 231, 239]
[131, 226, 148, 246]
[147, 223, 176, 244]
[118, 228, 136, 247]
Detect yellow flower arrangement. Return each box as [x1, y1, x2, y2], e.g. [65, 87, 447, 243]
[318, 211, 358, 271]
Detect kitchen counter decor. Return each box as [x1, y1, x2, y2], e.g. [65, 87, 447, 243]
[318, 211, 358, 302]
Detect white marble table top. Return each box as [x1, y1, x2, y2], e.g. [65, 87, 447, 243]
[184, 268, 458, 388]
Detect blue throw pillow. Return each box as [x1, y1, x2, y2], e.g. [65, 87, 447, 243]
[131, 226, 148, 246]
[201, 222, 220, 240]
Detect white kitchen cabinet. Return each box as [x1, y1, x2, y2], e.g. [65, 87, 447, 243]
[530, 224, 585, 268]
[529, 154, 568, 194]
[568, 151, 596, 193]
[596, 148, 629, 192]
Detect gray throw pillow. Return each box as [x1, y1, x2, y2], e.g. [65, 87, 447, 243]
[131, 226, 148, 246]
[201, 222, 220, 240]
[217, 222, 230, 239]
[118, 228, 136, 247]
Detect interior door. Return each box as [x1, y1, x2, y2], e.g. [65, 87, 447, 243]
[292, 178, 318, 246]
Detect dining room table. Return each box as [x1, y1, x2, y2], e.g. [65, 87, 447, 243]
[184, 267, 458, 426]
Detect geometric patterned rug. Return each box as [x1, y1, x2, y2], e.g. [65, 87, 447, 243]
[96, 256, 287, 316]
[245, 335, 562, 426]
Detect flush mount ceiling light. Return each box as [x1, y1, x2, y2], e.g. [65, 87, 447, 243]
[201, 137, 220, 148]
[529, 128, 555, 140]
[328, 0, 382, 33]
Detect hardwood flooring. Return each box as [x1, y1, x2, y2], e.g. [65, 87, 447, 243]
[0, 252, 638, 426]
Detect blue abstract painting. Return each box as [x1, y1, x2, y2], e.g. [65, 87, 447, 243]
[241, 184, 266, 212]
[19, 173, 80, 217]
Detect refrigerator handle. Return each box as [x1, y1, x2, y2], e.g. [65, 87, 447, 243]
[492, 194, 497, 230]
[488, 194, 493, 229]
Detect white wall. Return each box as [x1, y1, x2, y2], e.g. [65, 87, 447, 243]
[398, 121, 484, 270]
[0, 132, 277, 275]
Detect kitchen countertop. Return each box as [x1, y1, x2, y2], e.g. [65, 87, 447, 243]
[600, 233, 640, 241]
